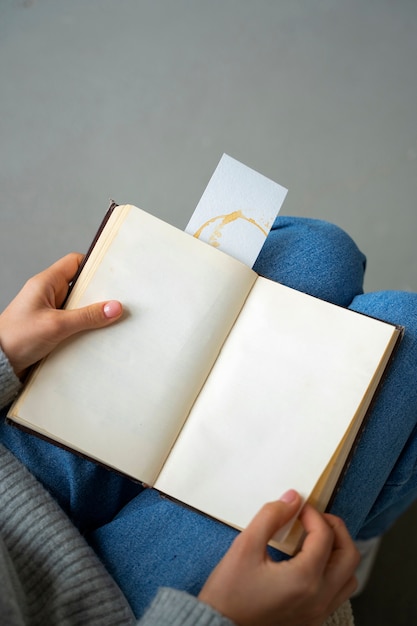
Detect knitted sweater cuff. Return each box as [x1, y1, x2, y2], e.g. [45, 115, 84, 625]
[139, 588, 354, 626]
[139, 588, 235, 626]
[0, 348, 21, 409]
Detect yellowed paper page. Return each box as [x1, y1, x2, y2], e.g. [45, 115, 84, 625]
[155, 277, 398, 542]
[10, 206, 256, 484]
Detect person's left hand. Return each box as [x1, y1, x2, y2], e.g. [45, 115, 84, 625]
[0, 253, 123, 378]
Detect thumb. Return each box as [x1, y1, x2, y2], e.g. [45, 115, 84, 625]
[242, 489, 302, 554]
[58, 300, 123, 338]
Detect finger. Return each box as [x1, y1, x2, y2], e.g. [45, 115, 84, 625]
[322, 514, 360, 578]
[296, 504, 335, 576]
[57, 300, 123, 338]
[241, 490, 302, 555]
[324, 514, 358, 556]
[46, 253, 84, 285]
[39, 253, 85, 307]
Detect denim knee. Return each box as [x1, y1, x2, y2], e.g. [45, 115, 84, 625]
[254, 216, 366, 306]
[350, 290, 417, 332]
[331, 290, 417, 538]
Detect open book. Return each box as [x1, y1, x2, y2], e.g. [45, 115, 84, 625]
[8, 204, 402, 554]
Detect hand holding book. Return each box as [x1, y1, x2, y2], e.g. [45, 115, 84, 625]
[199, 490, 359, 625]
[0, 253, 123, 379]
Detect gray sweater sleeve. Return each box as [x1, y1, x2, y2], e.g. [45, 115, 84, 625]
[0, 347, 21, 407]
[0, 348, 234, 626]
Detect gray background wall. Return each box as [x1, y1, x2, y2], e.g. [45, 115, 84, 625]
[1, 2, 416, 623]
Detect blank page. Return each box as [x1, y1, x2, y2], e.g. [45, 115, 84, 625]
[156, 277, 398, 539]
[9, 206, 256, 483]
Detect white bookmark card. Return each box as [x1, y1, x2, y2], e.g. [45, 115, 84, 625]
[185, 154, 288, 268]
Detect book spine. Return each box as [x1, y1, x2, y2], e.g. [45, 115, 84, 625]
[63, 201, 119, 306]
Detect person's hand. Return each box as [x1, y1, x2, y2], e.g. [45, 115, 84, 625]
[0, 253, 123, 378]
[198, 490, 359, 626]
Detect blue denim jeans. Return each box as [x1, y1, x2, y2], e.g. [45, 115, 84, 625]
[1, 216, 416, 617]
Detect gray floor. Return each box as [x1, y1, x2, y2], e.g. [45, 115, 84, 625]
[1, 1, 416, 623]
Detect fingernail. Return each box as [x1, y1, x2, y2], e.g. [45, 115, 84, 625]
[279, 489, 298, 504]
[103, 300, 122, 319]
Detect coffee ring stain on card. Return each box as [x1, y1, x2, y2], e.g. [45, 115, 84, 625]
[192, 210, 269, 248]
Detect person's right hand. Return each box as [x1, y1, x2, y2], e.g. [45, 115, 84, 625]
[198, 489, 359, 626]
